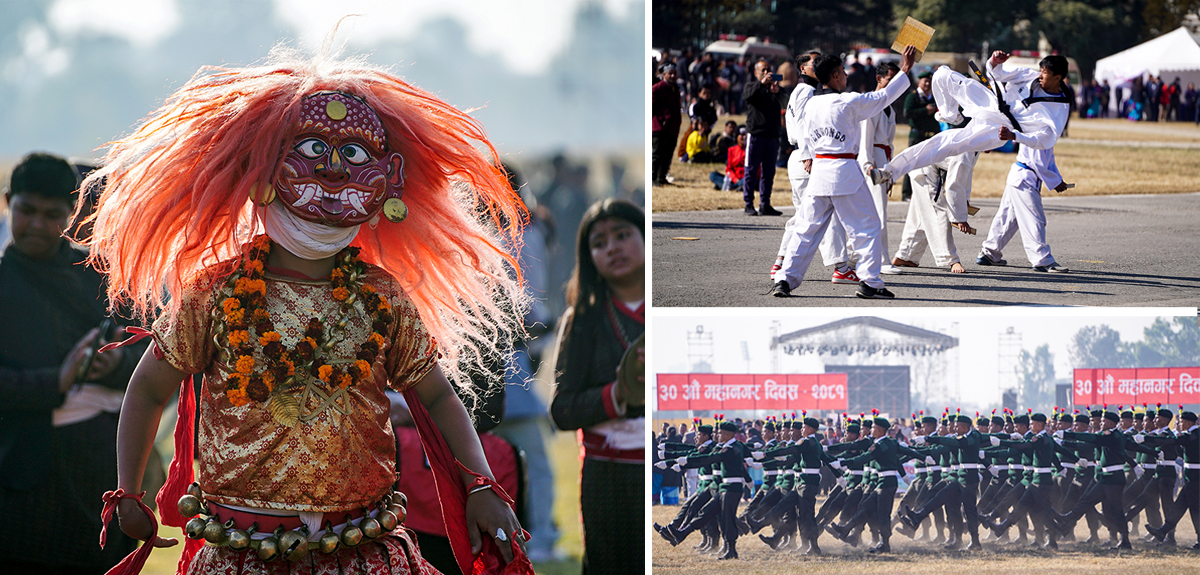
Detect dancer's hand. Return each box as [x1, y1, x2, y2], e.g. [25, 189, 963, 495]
[998, 126, 1016, 141]
[465, 488, 526, 563]
[899, 45, 917, 73]
[990, 51, 1011, 67]
[116, 499, 178, 548]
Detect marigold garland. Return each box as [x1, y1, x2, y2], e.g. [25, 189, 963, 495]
[218, 235, 394, 409]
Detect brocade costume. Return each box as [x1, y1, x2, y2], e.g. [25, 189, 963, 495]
[152, 262, 441, 574]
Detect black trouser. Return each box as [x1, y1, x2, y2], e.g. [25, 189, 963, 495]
[816, 485, 846, 525]
[719, 487, 742, 553]
[1063, 481, 1129, 540]
[838, 485, 866, 526]
[915, 480, 981, 541]
[995, 480, 1058, 542]
[797, 481, 820, 544]
[742, 483, 775, 518]
[1123, 473, 1163, 527]
[651, 131, 675, 183]
[677, 490, 721, 537]
[669, 489, 711, 529]
[747, 487, 783, 524]
[1159, 478, 1199, 537]
[756, 488, 798, 530]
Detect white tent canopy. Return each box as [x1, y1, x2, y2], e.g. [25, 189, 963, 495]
[1093, 27, 1200, 114]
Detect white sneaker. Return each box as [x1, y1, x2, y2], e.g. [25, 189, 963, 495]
[934, 110, 964, 125]
[880, 264, 903, 275]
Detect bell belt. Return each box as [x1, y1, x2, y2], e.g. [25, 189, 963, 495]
[209, 502, 370, 533]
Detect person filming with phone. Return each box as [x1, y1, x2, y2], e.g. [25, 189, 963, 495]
[743, 59, 785, 217]
[0, 152, 149, 573]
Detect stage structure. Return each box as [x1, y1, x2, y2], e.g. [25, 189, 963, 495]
[772, 317, 959, 416]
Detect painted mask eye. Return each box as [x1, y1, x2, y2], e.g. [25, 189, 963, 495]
[339, 143, 372, 166]
[295, 138, 327, 159]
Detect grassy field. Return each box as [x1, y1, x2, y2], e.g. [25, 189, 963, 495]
[138, 429, 585, 574]
[651, 499, 1198, 574]
[653, 117, 1200, 213]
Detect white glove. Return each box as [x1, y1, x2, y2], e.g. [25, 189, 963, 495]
[671, 464, 682, 473]
[830, 459, 843, 470]
[751, 462, 764, 469]
[1077, 459, 1088, 468]
[1054, 430, 1064, 439]
[677, 456, 688, 466]
[775, 456, 788, 461]
[988, 465, 997, 475]
[658, 449, 666, 458]
[1133, 434, 1145, 444]
[1134, 465, 1144, 479]
[752, 451, 766, 460]
[837, 476, 848, 489]
[925, 456, 936, 465]
[1010, 433, 1023, 440]
[655, 461, 667, 469]
[990, 436, 1001, 447]
[912, 435, 926, 445]
[1054, 437, 1064, 445]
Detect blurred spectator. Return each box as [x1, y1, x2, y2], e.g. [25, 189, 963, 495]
[550, 199, 644, 575]
[1099, 80, 1111, 118]
[1147, 75, 1161, 121]
[1185, 82, 1198, 123]
[709, 120, 738, 163]
[863, 57, 876, 83]
[685, 117, 715, 163]
[1167, 77, 1182, 121]
[742, 59, 783, 216]
[652, 64, 682, 186]
[709, 128, 747, 191]
[0, 152, 149, 573]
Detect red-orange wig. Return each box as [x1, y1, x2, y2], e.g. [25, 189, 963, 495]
[84, 47, 526, 382]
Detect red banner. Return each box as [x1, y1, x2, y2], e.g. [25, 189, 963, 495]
[655, 373, 848, 411]
[1072, 367, 1200, 407]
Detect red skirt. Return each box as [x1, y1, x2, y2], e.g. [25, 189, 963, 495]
[186, 528, 441, 575]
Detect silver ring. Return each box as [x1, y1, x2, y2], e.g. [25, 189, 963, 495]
[495, 527, 507, 542]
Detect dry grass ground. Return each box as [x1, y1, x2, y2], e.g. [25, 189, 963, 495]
[651, 500, 1198, 575]
[653, 117, 1200, 213]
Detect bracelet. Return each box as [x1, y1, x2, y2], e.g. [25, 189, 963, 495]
[467, 484, 494, 497]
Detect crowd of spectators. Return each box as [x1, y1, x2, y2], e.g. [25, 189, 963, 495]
[1080, 75, 1199, 123]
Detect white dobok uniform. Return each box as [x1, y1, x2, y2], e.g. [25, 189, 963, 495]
[776, 72, 911, 290]
[777, 79, 818, 258]
[817, 106, 899, 267]
[882, 61, 1070, 181]
[894, 148, 977, 267]
[979, 144, 1064, 267]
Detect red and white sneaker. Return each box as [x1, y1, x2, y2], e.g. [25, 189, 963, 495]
[831, 268, 860, 284]
[770, 263, 781, 279]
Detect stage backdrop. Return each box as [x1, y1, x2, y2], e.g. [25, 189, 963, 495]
[1073, 367, 1200, 407]
[656, 373, 849, 411]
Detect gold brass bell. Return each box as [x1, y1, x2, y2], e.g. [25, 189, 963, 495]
[187, 482, 203, 499]
[177, 494, 202, 518]
[279, 525, 310, 562]
[377, 506, 398, 532]
[383, 198, 408, 223]
[184, 516, 207, 540]
[394, 492, 407, 508]
[202, 515, 229, 544]
[360, 512, 383, 540]
[340, 514, 364, 547]
[258, 526, 283, 562]
[227, 522, 256, 552]
[318, 521, 340, 555]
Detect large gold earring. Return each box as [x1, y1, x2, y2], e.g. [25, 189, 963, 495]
[250, 182, 275, 206]
[383, 198, 408, 222]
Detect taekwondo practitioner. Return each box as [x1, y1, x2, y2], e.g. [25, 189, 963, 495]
[772, 45, 917, 300]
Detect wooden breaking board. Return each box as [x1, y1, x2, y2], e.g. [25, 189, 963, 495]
[892, 16, 935, 62]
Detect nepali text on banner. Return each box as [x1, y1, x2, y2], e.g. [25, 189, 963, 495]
[656, 373, 849, 411]
[1072, 367, 1200, 407]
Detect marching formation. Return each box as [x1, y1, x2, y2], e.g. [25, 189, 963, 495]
[653, 406, 1199, 559]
